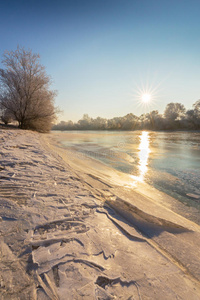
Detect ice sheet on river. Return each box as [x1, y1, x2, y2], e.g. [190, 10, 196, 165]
[0, 129, 200, 299]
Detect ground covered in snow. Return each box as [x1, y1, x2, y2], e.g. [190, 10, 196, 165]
[0, 129, 200, 299]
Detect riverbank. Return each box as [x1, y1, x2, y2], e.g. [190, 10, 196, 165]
[0, 129, 200, 299]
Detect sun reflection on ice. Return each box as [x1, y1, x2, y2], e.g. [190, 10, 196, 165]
[131, 131, 151, 184]
[138, 131, 151, 180]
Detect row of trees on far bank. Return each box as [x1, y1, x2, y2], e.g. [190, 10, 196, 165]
[1, 47, 199, 132]
[0, 47, 58, 132]
[53, 101, 200, 131]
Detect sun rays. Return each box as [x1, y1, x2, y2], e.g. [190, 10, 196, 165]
[129, 76, 163, 113]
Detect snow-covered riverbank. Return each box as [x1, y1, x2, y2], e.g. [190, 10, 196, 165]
[0, 129, 200, 299]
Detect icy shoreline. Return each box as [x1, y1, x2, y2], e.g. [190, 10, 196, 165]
[0, 129, 200, 299]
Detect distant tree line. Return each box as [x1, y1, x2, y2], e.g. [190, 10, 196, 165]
[53, 101, 200, 131]
[0, 47, 58, 132]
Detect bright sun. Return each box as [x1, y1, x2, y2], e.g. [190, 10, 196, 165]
[141, 93, 151, 103]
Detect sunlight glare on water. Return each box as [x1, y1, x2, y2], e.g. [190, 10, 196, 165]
[57, 130, 200, 221]
[131, 131, 151, 183]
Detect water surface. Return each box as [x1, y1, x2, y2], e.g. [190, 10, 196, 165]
[56, 131, 200, 213]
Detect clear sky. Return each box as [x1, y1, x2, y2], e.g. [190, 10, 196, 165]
[0, 0, 200, 121]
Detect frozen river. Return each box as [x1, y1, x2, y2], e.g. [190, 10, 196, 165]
[56, 130, 200, 213]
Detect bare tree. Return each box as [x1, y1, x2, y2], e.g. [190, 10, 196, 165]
[0, 47, 57, 132]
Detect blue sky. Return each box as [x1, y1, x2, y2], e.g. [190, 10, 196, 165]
[0, 0, 200, 121]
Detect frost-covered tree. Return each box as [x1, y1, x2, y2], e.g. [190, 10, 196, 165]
[164, 103, 186, 122]
[121, 113, 138, 130]
[78, 114, 92, 129]
[193, 99, 200, 115]
[1, 109, 13, 125]
[0, 47, 57, 132]
[184, 100, 200, 129]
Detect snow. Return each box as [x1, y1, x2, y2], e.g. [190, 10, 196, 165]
[0, 129, 200, 299]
